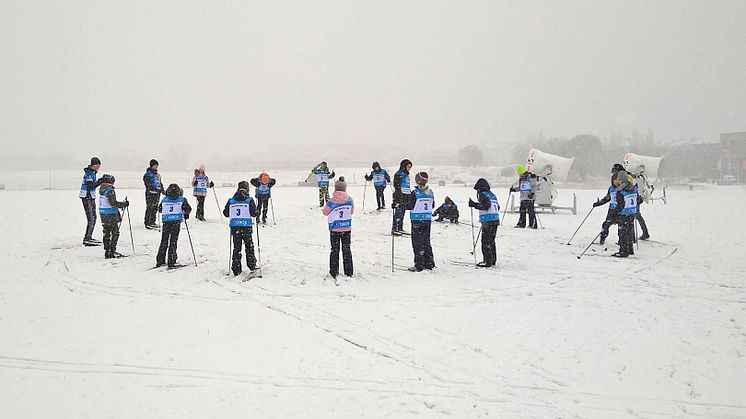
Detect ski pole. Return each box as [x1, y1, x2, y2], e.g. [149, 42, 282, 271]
[535, 211, 545, 230]
[391, 207, 395, 273]
[126, 201, 135, 254]
[270, 197, 276, 225]
[212, 188, 224, 221]
[501, 190, 512, 222]
[633, 218, 639, 251]
[470, 207, 477, 265]
[577, 231, 602, 259]
[362, 180, 368, 212]
[255, 222, 263, 278]
[183, 218, 198, 266]
[228, 232, 232, 276]
[567, 206, 595, 245]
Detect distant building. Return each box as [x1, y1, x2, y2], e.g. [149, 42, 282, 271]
[720, 132, 746, 183]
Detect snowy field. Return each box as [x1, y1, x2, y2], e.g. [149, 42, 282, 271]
[1, 181, 745, 418]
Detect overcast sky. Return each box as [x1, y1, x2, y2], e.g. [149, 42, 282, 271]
[1, 0, 745, 158]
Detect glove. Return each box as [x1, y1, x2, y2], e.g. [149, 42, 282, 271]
[209, 181, 214, 188]
[184, 213, 190, 220]
[468, 199, 477, 208]
[528, 193, 535, 200]
[592, 200, 601, 207]
[123, 200, 130, 208]
[509, 187, 516, 193]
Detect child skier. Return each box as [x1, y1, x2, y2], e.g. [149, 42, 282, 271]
[610, 170, 637, 258]
[391, 159, 413, 235]
[592, 163, 625, 245]
[143, 159, 165, 230]
[510, 166, 538, 229]
[191, 165, 214, 221]
[223, 181, 258, 276]
[306, 161, 335, 207]
[432, 196, 459, 223]
[405, 172, 435, 271]
[250, 172, 276, 224]
[156, 184, 192, 268]
[468, 178, 500, 267]
[364, 162, 390, 210]
[97, 174, 130, 258]
[80, 157, 103, 246]
[322, 177, 354, 279]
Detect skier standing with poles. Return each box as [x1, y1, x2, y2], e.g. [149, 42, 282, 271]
[80, 157, 103, 246]
[364, 162, 391, 211]
[155, 184, 192, 268]
[405, 172, 435, 272]
[391, 159, 413, 236]
[143, 159, 165, 230]
[609, 170, 638, 258]
[191, 165, 214, 221]
[468, 178, 500, 267]
[97, 174, 130, 259]
[250, 172, 276, 224]
[305, 161, 335, 207]
[223, 181, 258, 276]
[592, 164, 625, 245]
[322, 177, 354, 281]
[510, 166, 538, 229]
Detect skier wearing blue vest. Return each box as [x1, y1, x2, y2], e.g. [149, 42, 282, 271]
[143, 159, 165, 230]
[593, 163, 625, 245]
[510, 167, 538, 229]
[80, 157, 104, 246]
[223, 181, 258, 276]
[97, 174, 130, 259]
[391, 159, 413, 236]
[468, 178, 500, 267]
[364, 162, 390, 210]
[305, 162, 335, 207]
[405, 172, 435, 271]
[156, 184, 192, 268]
[610, 170, 637, 258]
[191, 165, 214, 221]
[432, 197, 459, 223]
[250, 172, 276, 224]
[322, 177, 354, 279]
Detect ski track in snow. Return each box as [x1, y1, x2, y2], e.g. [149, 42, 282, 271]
[1, 184, 745, 417]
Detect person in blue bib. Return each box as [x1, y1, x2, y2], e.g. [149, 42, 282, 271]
[510, 166, 538, 229]
[156, 184, 192, 268]
[250, 172, 276, 224]
[223, 181, 258, 276]
[322, 177, 354, 279]
[391, 159, 413, 235]
[191, 165, 214, 221]
[592, 163, 625, 245]
[80, 157, 103, 246]
[404, 172, 435, 271]
[468, 178, 500, 267]
[97, 174, 130, 259]
[432, 196, 459, 223]
[364, 162, 391, 210]
[610, 170, 637, 258]
[306, 161, 335, 207]
[143, 159, 165, 230]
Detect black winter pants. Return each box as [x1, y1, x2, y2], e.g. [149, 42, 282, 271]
[256, 195, 270, 222]
[329, 231, 353, 277]
[375, 187, 386, 209]
[156, 221, 181, 266]
[195, 196, 206, 220]
[81, 198, 97, 240]
[600, 211, 617, 242]
[392, 206, 406, 231]
[411, 221, 434, 271]
[617, 216, 635, 255]
[636, 203, 649, 236]
[145, 192, 160, 226]
[101, 214, 120, 256]
[232, 227, 256, 275]
[481, 221, 499, 266]
[517, 200, 536, 228]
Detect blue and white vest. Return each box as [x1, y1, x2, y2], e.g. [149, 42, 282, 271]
[371, 170, 387, 188]
[607, 186, 617, 210]
[478, 191, 500, 223]
[193, 176, 209, 194]
[145, 170, 162, 192]
[519, 178, 532, 193]
[255, 182, 271, 197]
[98, 188, 119, 215]
[396, 170, 411, 194]
[316, 168, 330, 187]
[228, 198, 254, 227]
[410, 188, 434, 221]
[161, 197, 185, 222]
[619, 188, 638, 216]
[327, 199, 353, 230]
[79, 168, 96, 199]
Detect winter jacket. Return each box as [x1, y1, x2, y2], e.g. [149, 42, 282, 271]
[158, 184, 192, 220]
[392, 166, 413, 206]
[308, 165, 335, 186]
[250, 177, 277, 197]
[365, 169, 391, 189]
[143, 168, 164, 195]
[511, 173, 538, 201]
[322, 190, 355, 232]
[191, 174, 214, 197]
[98, 184, 129, 222]
[80, 166, 103, 200]
[433, 203, 459, 219]
[223, 189, 257, 220]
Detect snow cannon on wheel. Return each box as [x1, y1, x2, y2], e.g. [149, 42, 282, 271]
[510, 148, 577, 214]
[623, 153, 666, 204]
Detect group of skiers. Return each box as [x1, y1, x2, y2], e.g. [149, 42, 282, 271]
[79, 157, 652, 276]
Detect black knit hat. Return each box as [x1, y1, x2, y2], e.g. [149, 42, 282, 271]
[90, 157, 101, 166]
[150, 159, 159, 168]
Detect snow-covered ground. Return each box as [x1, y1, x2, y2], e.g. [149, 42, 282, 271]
[1, 181, 745, 417]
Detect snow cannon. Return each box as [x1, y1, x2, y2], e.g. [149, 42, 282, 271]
[623, 153, 666, 204]
[510, 149, 577, 214]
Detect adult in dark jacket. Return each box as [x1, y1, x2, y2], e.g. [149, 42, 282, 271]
[432, 197, 459, 223]
[143, 159, 165, 229]
[223, 181, 258, 275]
[468, 178, 500, 267]
[156, 184, 192, 268]
[364, 161, 391, 210]
[391, 159, 413, 235]
[97, 174, 130, 258]
[593, 164, 625, 245]
[80, 157, 103, 246]
[250, 173, 276, 224]
[609, 170, 637, 258]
